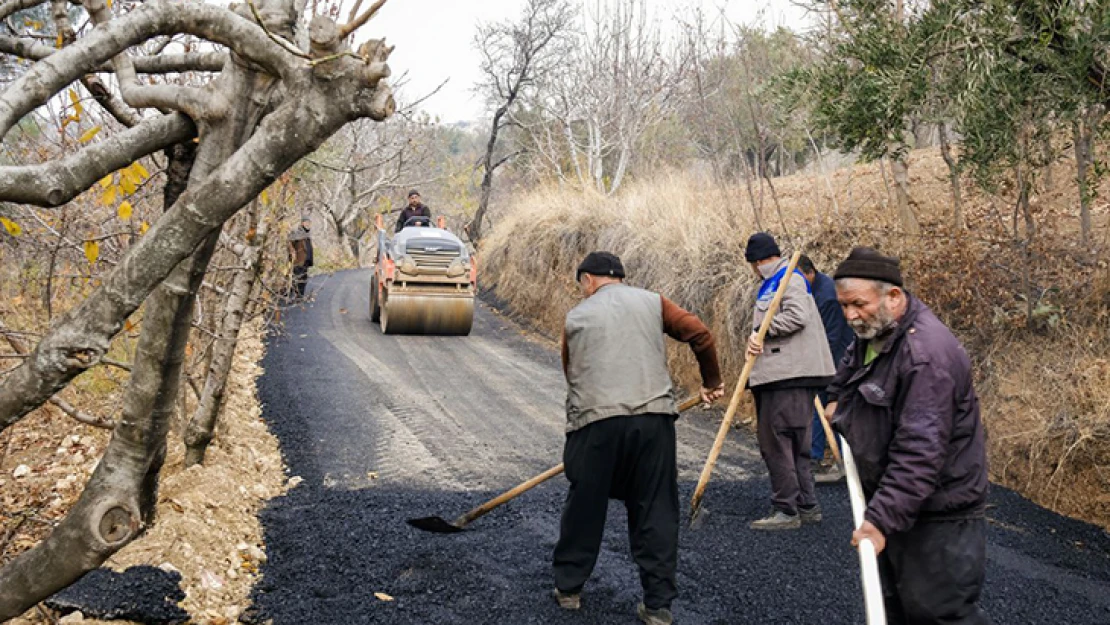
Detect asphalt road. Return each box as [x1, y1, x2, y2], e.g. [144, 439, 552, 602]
[248, 269, 1110, 625]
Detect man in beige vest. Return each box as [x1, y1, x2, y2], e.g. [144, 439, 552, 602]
[553, 251, 724, 625]
[744, 233, 836, 530]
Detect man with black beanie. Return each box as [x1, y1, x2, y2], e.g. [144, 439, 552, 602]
[743, 232, 836, 530]
[553, 251, 724, 625]
[825, 247, 990, 624]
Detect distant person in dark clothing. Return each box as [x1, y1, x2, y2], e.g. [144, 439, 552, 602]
[287, 213, 313, 300]
[554, 251, 724, 625]
[827, 247, 991, 625]
[799, 255, 853, 483]
[395, 189, 432, 232]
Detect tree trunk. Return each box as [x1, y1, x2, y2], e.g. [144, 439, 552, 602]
[937, 122, 963, 230]
[0, 27, 284, 617]
[889, 154, 920, 234]
[184, 208, 265, 466]
[1073, 115, 1094, 248]
[471, 105, 506, 244]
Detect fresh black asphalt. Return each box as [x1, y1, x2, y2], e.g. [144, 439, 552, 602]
[247, 270, 1110, 625]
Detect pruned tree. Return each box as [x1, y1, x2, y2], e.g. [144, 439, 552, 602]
[469, 0, 575, 243]
[0, 0, 395, 616]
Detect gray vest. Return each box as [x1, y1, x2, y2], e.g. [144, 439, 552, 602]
[564, 283, 677, 432]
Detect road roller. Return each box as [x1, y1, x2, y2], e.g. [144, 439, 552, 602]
[369, 214, 476, 335]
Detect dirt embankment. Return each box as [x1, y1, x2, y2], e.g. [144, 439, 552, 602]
[479, 148, 1110, 529]
[4, 320, 287, 625]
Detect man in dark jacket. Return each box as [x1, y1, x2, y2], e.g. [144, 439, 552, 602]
[554, 251, 724, 625]
[395, 189, 432, 232]
[825, 247, 990, 625]
[744, 234, 836, 530]
[799, 255, 853, 483]
[287, 213, 313, 300]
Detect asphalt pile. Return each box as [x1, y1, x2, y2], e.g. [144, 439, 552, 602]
[45, 566, 189, 624]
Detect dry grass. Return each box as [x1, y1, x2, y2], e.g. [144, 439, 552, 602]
[481, 148, 1110, 528]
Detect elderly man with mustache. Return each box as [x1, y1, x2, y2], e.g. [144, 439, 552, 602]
[824, 247, 991, 625]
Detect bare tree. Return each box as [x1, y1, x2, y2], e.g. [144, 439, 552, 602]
[469, 0, 574, 243]
[0, 0, 395, 615]
[527, 0, 691, 195]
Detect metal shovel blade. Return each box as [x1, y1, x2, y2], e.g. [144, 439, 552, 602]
[406, 516, 466, 534]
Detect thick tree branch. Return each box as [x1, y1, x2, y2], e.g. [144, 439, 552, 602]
[0, 55, 394, 431]
[0, 0, 45, 21]
[0, 113, 195, 206]
[0, 0, 294, 138]
[0, 36, 227, 72]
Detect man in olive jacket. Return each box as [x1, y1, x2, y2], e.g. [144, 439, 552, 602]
[554, 251, 724, 625]
[744, 233, 836, 530]
[826, 247, 990, 625]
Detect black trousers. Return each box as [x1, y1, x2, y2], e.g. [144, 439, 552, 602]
[553, 414, 679, 610]
[880, 518, 991, 625]
[292, 265, 309, 298]
[753, 387, 817, 514]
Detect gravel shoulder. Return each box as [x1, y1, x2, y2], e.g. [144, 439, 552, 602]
[251, 269, 1110, 625]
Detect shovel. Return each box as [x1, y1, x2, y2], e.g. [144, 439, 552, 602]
[407, 395, 705, 534]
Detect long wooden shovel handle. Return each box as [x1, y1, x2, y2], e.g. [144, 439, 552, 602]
[690, 251, 803, 516]
[839, 434, 887, 625]
[814, 396, 843, 467]
[455, 395, 704, 528]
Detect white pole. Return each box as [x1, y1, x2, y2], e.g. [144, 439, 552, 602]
[839, 435, 887, 625]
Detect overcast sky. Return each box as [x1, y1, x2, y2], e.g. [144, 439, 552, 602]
[360, 0, 812, 124]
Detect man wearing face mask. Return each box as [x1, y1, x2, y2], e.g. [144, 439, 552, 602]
[553, 251, 724, 625]
[743, 233, 836, 531]
[826, 247, 990, 624]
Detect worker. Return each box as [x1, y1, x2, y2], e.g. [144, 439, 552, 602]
[395, 189, 432, 232]
[553, 251, 724, 625]
[798, 254, 853, 483]
[287, 212, 313, 301]
[743, 233, 835, 530]
[827, 247, 990, 624]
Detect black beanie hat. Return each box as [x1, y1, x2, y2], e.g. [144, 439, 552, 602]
[407, 189, 420, 198]
[576, 251, 626, 281]
[833, 247, 903, 287]
[744, 232, 781, 262]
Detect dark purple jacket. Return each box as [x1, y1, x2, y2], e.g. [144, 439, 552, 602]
[827, 294, 988, 536]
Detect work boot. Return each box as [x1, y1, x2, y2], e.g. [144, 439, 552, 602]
[814, 463, 844, 484]
[552, 589, 580, 610]
[637, 603, 674, 625]
[799, 504, 822, 524]
[750, 509, 801, 531]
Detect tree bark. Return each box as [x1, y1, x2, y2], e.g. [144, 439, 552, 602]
[937, 122, 964, 230]
[1073, 114, 1095, 248]
[184, 207, 265, 466]
[889, 154, 920, 234]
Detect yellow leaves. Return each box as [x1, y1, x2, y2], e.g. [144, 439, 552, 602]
[373, 593, 394, 602]
[140, 221, 150, 235]
[119, 173, 137, 195]
[55, 34, 64, 49]
[68, 89, 83, 117]
[1, 217, 22, 236]
[78, 126, 101, 143]
[99, 175, 113, 189]
[117, 201, 133, 220]
[259, 189, 270, 206]
[100, 185, 116, 207]
[132, 162, 150, 180]
[83, 240, 100, 264]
